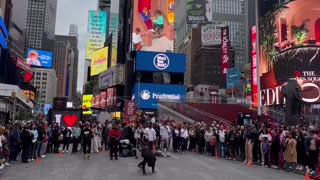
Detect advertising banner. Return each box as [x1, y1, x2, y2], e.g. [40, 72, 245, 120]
[51, 110, 82, 127]
[98, 64, 125, 88]
[26, 49, 53, 68]
[133, 83, 185, 109]
[107, 88, 116, 108]
[220, 26, 230, 76]
[85, 10, 107, 60]
[0, 16, 8, 49]
[44, 104, 52, 115]
[95, 94, 101, 109]
[136, 51, 186, 73]
[226, 67, 241, 89]
[100, 92, 107, 109]
[91, 47, 108, 76]
[124, 101, 136, 122]
[132, 0, 174, 52]
[187, 0, 212, 24]
[82, 95, 93, 115]
[109, 0, 120, 67]
[251, 26, 258, 108]
[201, 24, 221, 46]
[13, 57, 31, 72]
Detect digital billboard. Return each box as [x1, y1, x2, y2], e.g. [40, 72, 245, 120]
[258, 0, 320, 106]
[85, 10, 107, 60]
[201, 24, 221, 46]
[90, 47, 108, 76]
[187, 0, 212, 24]
[82, 95, 93, 115]
[132, 0, 174, 52]
[26, 49, 53, 68]
[220, 26, 230, 76]
[226, 67, 241, 89]
[44, 104, 52, 115]
[0, 16, 8, 49]
[136, 51, 186, 73]
[109, 0, 120, 67]
[133, 83, 185, 109]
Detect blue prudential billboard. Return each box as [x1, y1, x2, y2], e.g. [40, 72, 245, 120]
[133, 83, 186, 109]
[226, 67, 241, 88]
[136, 51, 186, 73]
[26, 48, 53, 68]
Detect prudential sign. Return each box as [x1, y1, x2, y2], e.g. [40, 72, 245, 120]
[134, 83, 186, 109]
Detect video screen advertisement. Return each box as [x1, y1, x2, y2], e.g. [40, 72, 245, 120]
[257, 0, 320, 106]
[82, 95, 93, 115]
[133, 83, 185, 109]
[26, 49, 53, 68]
[132, 0, 174, 52]
[90, 47, 108, 76]
[135, 51, 186, 73]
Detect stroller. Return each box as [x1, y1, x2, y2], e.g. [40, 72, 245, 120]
[119, 139, 135, 157]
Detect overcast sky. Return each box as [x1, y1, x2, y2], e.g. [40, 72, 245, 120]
[55, 0, 98, 92]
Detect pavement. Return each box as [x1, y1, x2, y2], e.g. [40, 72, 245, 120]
[0, 151, 303, 180]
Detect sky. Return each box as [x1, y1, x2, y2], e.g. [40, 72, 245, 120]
[55, 0, 98, 92]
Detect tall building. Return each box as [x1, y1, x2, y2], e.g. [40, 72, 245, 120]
[31, 68, 57, 105]
[54, 34, 79, 101]
[53, 36, 75, 98]
[25, 0, 57, 51]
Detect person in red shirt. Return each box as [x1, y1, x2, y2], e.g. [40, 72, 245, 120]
[109, 125, 121, 160]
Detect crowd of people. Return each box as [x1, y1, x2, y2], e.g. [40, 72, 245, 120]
[0, 118, 319, 178]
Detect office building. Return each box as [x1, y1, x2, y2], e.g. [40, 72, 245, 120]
[31, 68, 57, 105]
[53, 36, 75, 98]
[68, 24, 78, 37]
[55, 34, 79, 101]
[25, 0, 57, 51]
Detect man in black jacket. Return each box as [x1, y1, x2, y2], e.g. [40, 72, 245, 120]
[137, 146, 156, 175]
[36, 123, 45, 158]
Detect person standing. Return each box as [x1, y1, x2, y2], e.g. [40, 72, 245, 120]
[20, 125, 32, 163]
[62, 126, 72, 153]
[284, 132, 297, 172]
[36, 123, 45, 158]
[160, 122, 171, 157]
[218, 125, 226, 158]
[82, 123, 93, 159]
[204, 127, 213, 156]
[9, 123, 20, 162]
[147, 125, 156, 151]
[30, 123, 38, 161]
[72, 123, 81, 154]
[180, 125, 188, 153]
[109, 125, 121, 160]
[51, 123, 60, 153]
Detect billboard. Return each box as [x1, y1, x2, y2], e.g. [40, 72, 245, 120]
[251, 26, 258, 108]
[13, 57, 31, 72]
[90, 47, 108, 76]
[187, 0, 212, 24]
[133, 83, 185, 109]
[51, 110, 81, 127]
[26, 49, 53, 68]
[98, 64, 125, 88]
[107, 88, 116, 108]
[136, 51, 186, 73]
[220, 26, 230, 76]
[82, 95, 93, 115]
[85, 10, 107, 60]
[44, 104, 52, 115]
[100, 92, 107, 109]
[124, 101, 136, 122]
[0, 16, 8, 49]
[109, 0, 120, 67]
[201, 24, 221, 46]
[132, 0, 174, 52]
[226, 67, 241, 89]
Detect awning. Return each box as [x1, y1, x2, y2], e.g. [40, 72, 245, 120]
[0, 83, 34, 109]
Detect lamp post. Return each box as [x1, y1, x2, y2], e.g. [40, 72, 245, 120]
[255, 0, 262, 124]
[11, 91, 17, 122]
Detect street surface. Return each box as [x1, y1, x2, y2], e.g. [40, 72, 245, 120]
[0, 152, 302, 180]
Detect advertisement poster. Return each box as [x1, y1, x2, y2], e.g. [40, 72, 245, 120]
[109, 0, 120, 67]
[136, 51, 186, 73]
[107, 88, 116, 108]
[251, 26, 258, 108]
[226, 67, 241, 89]
[98, 64, 125, 88]
[85, 10, 107, 60]
[51, 110, 81, 127]
[201, 24, 221, 46]
[91, 47, 108, 76]
[82, 95, 93, 115]
[100, 92, 107, 109]
[26, 49, 53, 68]
[132, 0, 174, 52]
[133, 83, 185, 109]
[44, 104, 52, 115]
[187, 0, 212, 24]
[0, 16, 8, 49]
[258, 0, 320, 106]
[124, 101, 136, 122]
[13, 57, 31, 72]
[220, 26, 230, 76]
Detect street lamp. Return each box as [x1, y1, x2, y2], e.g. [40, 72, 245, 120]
[255, 0, 262, 124]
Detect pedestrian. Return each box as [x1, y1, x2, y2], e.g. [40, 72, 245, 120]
[9, 123, 20, 162]
[109, 124, 121, 160]
[160, 122, 171, 157]
[62, 126, 72, 153]
[30, 123, 38, 161]
[204, 127, 213, 156]
[20, 125, 32, 163]
[262, 137, 270, 167]
[72, 123, 81, 154]
[284, 132, 297, 172]
[137, 146, 156, 175]
[36, 123, 45, 158]
[82, 122, 93, 159]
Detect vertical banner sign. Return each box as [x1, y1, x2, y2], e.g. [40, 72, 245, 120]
[107, 88, 116, 108]
[85, 11, 107, 60]
[100, 92, 107, 109]
[124, 101, 136, 122]
[220, 26, 230, 76]
[90, 47, 108, 76]
[110, 0, 120, 67]
[251, 26, 258, 108]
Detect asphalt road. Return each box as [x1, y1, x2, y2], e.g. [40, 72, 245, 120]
[0, 151, 303, 180]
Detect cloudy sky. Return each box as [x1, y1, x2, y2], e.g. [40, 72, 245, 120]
[55, 0, 98, 92]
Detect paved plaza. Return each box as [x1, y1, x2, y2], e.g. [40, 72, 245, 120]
[0, 152, 303, 180]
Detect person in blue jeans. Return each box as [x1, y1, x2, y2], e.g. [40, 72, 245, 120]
[35, 123, 45, 158]
[218, 126, 226, 158]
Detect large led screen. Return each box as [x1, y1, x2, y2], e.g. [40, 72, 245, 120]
[26, 49, 53, 68]
[132, 0, 174, 52]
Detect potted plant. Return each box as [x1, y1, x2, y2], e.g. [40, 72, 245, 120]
[291, 19, 310, 46]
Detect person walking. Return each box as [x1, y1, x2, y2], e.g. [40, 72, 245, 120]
[109, 125, 121, 160]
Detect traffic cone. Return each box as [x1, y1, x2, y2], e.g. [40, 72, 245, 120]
[58, 150, 62, 157]
[304, 173, 310, 180]
[247, 161, 252, 168]
[35, 157, 40, 165]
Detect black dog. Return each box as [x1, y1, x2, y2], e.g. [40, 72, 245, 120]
[137, 147, 156, 175]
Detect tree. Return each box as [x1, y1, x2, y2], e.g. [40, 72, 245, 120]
[18, 108, 32, 121]
[292, 19, 310, 45]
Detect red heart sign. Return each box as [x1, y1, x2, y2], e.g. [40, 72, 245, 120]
[63, 115, 77, 127]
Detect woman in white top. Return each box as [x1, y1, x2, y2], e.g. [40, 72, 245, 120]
[180, 125, 189, 153]
[259, 128, 272, 165]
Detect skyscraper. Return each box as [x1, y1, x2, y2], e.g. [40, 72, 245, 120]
[25, 0, 57, 51]
[68, 24, 78, 37]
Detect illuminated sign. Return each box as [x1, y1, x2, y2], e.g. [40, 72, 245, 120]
[22, 90, 35, 101]
[0, 16, 8, 49]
